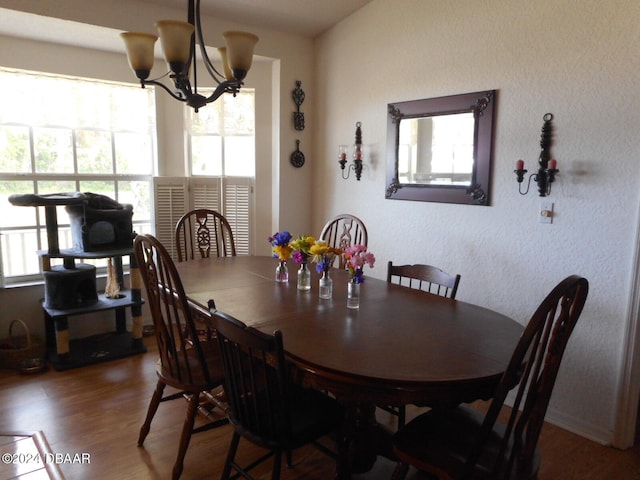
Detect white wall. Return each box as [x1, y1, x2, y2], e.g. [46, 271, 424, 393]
[313, 0, 640, 446]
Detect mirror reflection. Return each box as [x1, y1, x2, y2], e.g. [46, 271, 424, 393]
[398, 113, 475, 186]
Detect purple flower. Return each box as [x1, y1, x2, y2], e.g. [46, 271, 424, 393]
[352, 268, 365, 284]
[292, 251, 305, 263]
[268, 231, 292, 246]
[316, 260, 327, 274]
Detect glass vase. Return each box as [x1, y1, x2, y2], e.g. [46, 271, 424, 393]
[297, 262, 311, 291]
[275, 260, 289, 283]
[347, 278, 360, 309]
[319, 270, 333, 299]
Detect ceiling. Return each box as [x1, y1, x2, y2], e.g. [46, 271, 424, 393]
[150, 0, 374, 38]
[0, 0, 374, 53]
[0, 0, 372, 59]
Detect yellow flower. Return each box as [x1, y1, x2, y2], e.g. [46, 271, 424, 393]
[273, 244, 292, 261]
[309, 241, 329, 256]
[289, 235, 315, 253]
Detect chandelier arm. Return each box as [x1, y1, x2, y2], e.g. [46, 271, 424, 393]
[195, 0, 225, 83]
[146, 71, 172, 83]
[203, 79, 243, 105]
[141, 79, 188, 102]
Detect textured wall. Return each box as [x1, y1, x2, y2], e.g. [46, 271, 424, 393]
[313, 0, 640, 445]
[1, 0, 638, 448]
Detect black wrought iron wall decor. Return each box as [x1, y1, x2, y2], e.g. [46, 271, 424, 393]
[290, 139, 305, 168]
[514, 113, 559, 196]
[292, 80, 305, 131]
[385, 90, 496, 205]
[338, 122, 365, 181]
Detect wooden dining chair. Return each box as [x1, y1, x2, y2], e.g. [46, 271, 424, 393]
[209, 306, 348, 480]
[391, 275, 589, 480]
[319, 213, 368, 269]
[175, 208, 236, 262]
[387, 261, 461, 299]
[382, 261, 462, 429]
[133, 234, 228, 480]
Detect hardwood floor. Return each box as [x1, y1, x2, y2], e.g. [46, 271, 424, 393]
[1, 337, 639, 480]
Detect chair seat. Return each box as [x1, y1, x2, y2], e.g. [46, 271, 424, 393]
[230, 384, 344, 451]
[157, 340, 225, 392]
[393, 406, 540, 480]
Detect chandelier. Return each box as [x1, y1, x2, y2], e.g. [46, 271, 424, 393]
[120, 0, 259, 112]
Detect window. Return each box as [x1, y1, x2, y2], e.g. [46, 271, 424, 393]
[0, 68, 156, 285]
[188, 89, 255, 178]
[152, 89, 255, 257]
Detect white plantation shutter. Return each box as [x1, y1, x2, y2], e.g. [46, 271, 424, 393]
[223, 177, 252, 255]
[191, 177, 221, 211]
[153, 177, 188, 259]
[153, 176, 253, 258]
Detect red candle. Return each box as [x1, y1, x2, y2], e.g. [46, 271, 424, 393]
[516, 159, 524, 170]
[549, 159, 557, 170]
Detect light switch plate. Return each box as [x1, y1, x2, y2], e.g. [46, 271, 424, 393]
[539, 201, 554, 224]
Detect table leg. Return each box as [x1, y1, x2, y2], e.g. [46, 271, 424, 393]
[340, 400, 395, 475]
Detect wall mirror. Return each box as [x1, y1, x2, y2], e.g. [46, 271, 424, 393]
[385, 90, 496, 205]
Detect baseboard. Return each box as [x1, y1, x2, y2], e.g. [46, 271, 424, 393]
[504, 393, 613, 447]
[543, 406, 613, 447]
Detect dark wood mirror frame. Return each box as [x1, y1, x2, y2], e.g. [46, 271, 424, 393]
[385, 90, 496, 205]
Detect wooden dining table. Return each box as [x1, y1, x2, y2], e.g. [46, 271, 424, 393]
[175, 255, 523, 474]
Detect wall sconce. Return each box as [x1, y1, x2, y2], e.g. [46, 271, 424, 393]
[514, 113, 559, 196]
[338, 122, 365, 181]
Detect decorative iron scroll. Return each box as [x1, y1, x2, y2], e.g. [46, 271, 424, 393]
[292, 80, 305, 131]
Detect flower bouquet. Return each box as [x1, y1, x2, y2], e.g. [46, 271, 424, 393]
[310, 240, 343, 299]
[343, 244, 375, 309]
[289, 235, 316, 290]
[268, 231, 292, 282]
[344, 244, 376, 283]
[310, 241, 343, 274]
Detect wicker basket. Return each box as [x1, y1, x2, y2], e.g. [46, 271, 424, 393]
[0, 319, 46, 370]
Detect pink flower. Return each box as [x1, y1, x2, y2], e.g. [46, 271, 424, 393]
[344, 244, 375, 282]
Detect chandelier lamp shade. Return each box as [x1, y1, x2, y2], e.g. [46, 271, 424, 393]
[120, 0, 258, 112]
